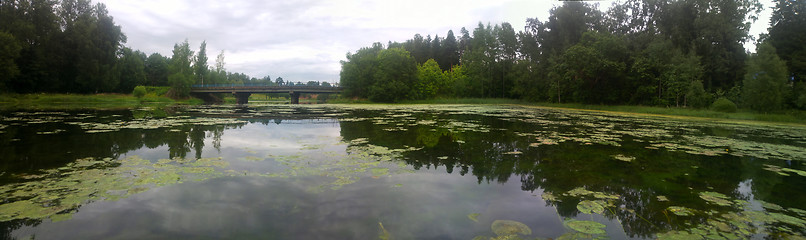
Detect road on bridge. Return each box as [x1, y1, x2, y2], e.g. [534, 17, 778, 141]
[190, 85, 342, 104]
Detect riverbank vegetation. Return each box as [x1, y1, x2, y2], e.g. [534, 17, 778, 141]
[0, 0, 306, 99]
[339, 0, 806, 115]
[0, 87, 200, 110]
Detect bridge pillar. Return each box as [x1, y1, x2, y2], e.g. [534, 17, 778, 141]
[234, 92, 251, 104]
[290, 92, 300, 104]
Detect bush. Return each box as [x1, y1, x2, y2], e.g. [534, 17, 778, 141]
[132, 86, 147, 98]
[711, 97, 737, 113]
[686, 80, 710, 108]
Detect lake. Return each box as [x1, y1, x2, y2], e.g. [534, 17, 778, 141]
[1, 104, 805, 239]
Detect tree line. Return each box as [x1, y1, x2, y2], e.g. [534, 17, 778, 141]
[340, 0, 806, 112]
[0, 0, 308, 98]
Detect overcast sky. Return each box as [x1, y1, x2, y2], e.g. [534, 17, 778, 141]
[96, 0, 773, 84]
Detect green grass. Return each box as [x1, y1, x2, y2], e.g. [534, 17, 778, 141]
[521, 102, 806, 125]
[333, 97, 806, 125]
[0, 88, 201, 110]
[400, 98, 525, 105]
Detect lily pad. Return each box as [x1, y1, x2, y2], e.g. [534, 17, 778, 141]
[698, 191, 733, 206]
[565, 220, 606, 234]
[577, 200, 605, 214]
[541, 192, 559, 202]
[667, 206, 695, 216]
[612, 154, 635, 162]
[468, 213, 481, 222]
[491, 220, 532, 236]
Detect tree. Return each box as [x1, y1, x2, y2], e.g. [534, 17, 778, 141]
[275, 77, 284, 86]
[369, 48, 417, 102]
[686, 80, 710, 108]
[340, 42, 383, 98]
[442, 30, 459, 70]
[657, 0, 762, 91]
[194, 41, 208, 85]
[768, 0, 806, 83]
[550, 32, 628, 104]
[114, 47, 146, 93]
[145, 53, 169, 86]
[412, 59, 447, 99]
[61, 2, 125, 93]
[0, 31, 22, 91]
[742, 42, 788, 112]
[215, 50, 225, 73]
[168, 39, 194, 98]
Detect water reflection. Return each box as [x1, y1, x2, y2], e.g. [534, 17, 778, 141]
[1, 105, 805, 239]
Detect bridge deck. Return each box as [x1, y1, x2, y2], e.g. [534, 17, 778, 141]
[190, 86, 342, 94]
[190, 85, 341, 104]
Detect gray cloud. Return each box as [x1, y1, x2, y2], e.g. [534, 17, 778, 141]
[99, 0, 771, 83]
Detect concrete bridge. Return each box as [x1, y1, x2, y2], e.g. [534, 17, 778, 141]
[190, 85, 342, 104]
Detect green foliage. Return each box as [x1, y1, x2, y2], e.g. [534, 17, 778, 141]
[194, 41, 208, 84]
[412, 59, 447, 99]
[132, 86, 146, 98]
[794, 82, 806, 110]
[710, 97, 737, 113]
[686, 80, 710, 109]
[168, 40, 195, 98]
[768, 0, 806, 82]
[0, 31, 22, 91]
[551, 31, 627, 104]
[743, 42, 789, 112]
[369, 48, 417, 103]
[340, 43, 383, 98]
[114, 47, 147, 93]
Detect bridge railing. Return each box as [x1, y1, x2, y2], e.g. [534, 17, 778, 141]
[191, 84, 339, 88]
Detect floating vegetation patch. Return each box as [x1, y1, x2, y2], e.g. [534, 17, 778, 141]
[577, 200, 605, 214]
[698, 191, 733, 206]
[67, 117, 247, 133]
[667, 206, 696, 216]
[762, 164, 806, 177]
[0, 135, 421, 222]
[0, 156, 228, 222]
[564, 219, 607, 235]
[491, 220, 532, 236]
[468, 213, 480, 222]
[612, 154, 635, 162]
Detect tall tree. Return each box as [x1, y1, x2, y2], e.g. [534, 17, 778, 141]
[194, 40, 208, 85]
[742, 42, 788, 112]
[412, 59, 447, 100]
[145, 53, 169, 86]
[442, 30, 460, 70]
[215, 50, 225, 73]
[369, 48, 417, 102]
[168, 39, 194, 98]
[0, 31, 22, 91]
[768, 0, 806, 83]
[114, 47, 146, 93]
[339, 42, 383, 98]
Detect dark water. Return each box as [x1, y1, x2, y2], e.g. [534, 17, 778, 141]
[1, 104, 805, 239]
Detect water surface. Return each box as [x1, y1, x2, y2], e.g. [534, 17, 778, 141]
[1, 104, 805, 239]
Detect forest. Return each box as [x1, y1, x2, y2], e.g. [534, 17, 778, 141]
[0, 0, 296, 98]
[2, 0, 805, 112]
[340, 0, 806, 112]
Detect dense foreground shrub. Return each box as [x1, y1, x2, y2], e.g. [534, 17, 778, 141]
[711, 97, 737, 113]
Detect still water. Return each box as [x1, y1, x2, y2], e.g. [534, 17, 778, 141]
[1, 104, 805, 239]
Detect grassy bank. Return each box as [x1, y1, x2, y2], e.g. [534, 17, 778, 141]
[350, 98, 806, 125]
[529, 102, 806, 125]
[0, 91, 202, 110]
